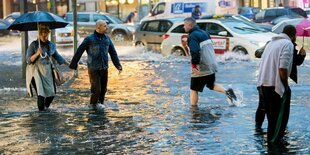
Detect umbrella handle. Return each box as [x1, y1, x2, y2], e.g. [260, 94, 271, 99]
[40, 52, 47, 59]
[302, 28, 305, 47]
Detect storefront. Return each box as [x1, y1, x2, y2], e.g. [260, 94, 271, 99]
[102, 0, 155, 22]
[1, 0, 69, 18]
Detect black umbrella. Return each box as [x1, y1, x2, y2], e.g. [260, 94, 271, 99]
[7, 11, 68, 31]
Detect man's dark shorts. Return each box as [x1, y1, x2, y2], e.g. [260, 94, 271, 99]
[191, 74, 215, 92]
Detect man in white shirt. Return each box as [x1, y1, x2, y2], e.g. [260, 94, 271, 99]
[257, 25, 296, 145]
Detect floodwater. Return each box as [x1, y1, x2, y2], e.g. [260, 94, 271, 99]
[0, 36, 309, 154]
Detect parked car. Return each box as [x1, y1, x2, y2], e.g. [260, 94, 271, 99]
[270, 14, 303, 25]
[133, 18, 184, 52]
[55, 24, 80, 47]
[253, 7, 307, 23]
[65, 12, 136, 42]
[161, 19, 276, 58]
[0, 19, 11, 36]
[305, 8, 310, 17]
[4, 12, 20, 23]
[27, 24, 80, 47]
[3, 12, 21, 35]
[201, 14, 272, 31]
[238, 7, 261, 20]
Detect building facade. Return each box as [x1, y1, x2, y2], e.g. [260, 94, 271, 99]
[239, 0, 309, 8]
[0, 0, 69, 18]
[1, 0, 309, 20]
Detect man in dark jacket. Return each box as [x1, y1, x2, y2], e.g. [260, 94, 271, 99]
[69, 20, 122, 110]
[183, 17, 237, 107]
[125, 11, 137, 24]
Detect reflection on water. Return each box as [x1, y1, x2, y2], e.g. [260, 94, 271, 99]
[0, 44, 309, 154]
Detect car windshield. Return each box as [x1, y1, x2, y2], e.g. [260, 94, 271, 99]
[105, 14, 123, 24]
[252, 8, 260, 14]
[222, 20, 266, 34]
[232, 14, 252, 22]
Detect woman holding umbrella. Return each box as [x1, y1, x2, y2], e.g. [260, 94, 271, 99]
[26, 24, 69, 111]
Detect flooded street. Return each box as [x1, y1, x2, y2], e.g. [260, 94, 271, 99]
[0, 36, 309, 154]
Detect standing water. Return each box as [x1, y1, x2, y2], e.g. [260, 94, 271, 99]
[0, 37, 309, 154]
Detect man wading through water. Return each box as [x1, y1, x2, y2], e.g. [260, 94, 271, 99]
[183, 17, 237, 107]
[69, 20, 122, 110]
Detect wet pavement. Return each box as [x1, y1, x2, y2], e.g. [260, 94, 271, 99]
[0, 36, 309, 154]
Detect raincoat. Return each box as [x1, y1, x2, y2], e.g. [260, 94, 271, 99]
[26, 40, 66, 97]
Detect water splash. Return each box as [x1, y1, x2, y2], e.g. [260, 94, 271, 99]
[217, 51, 251, 63]
[0, 87, 26, 94]
[227, 88, 245, 107]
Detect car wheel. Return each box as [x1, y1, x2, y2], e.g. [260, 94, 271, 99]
[232, 46, 248, 55]
[171, 47, 186, 56]
[112, 31, 126, 42]
[135, 41, 145, 46]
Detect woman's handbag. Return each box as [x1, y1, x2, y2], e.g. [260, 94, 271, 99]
[49, 57, 65, 86]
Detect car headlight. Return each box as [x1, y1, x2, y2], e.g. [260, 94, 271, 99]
[126, 26, 136, 33]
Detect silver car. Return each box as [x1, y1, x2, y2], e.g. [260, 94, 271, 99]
[65, 12, 136, 42]
[133, 18, 184, 52]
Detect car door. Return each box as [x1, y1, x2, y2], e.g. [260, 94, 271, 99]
[141, 20, 170, 50]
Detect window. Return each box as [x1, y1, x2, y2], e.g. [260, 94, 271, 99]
[65, 14, 73, 22]
[77, 14, 90, 22]
[255, 11, 264, 19]
[145, 21, 160, 32]
[153, 3, 165, 15]
[240, 8, 250, 14]
[276, 9, 287, 16]
[94, 14, 108, 22]
[140, 22, 148, 31]
[206, 23, 226, 35]
[159, 21, 172, 32]
[265, 10, 276, 18]
[197, 23, 207, 30]
[171, 25, 185, 33]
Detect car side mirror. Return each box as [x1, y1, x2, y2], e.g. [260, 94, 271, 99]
[218, 31, 228, 36]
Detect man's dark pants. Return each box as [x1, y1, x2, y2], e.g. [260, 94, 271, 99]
[261, 86, 291, 144]
[255, 86, 266, 128]
[88, 68, 108, 105]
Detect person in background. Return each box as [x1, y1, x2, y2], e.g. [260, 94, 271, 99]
[183, 17, 237, 107]
[26, 24, 69, 111]
[69, 20, 122, 110]
[191, 5, 202, 20]
[125, 11, 137, 24]
[257, 25, 300, 145]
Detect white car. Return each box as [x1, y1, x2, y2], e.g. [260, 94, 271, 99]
[161, 19, 276, 58]
[28, 24, 79, 47]
[55, 24, 80, 47]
